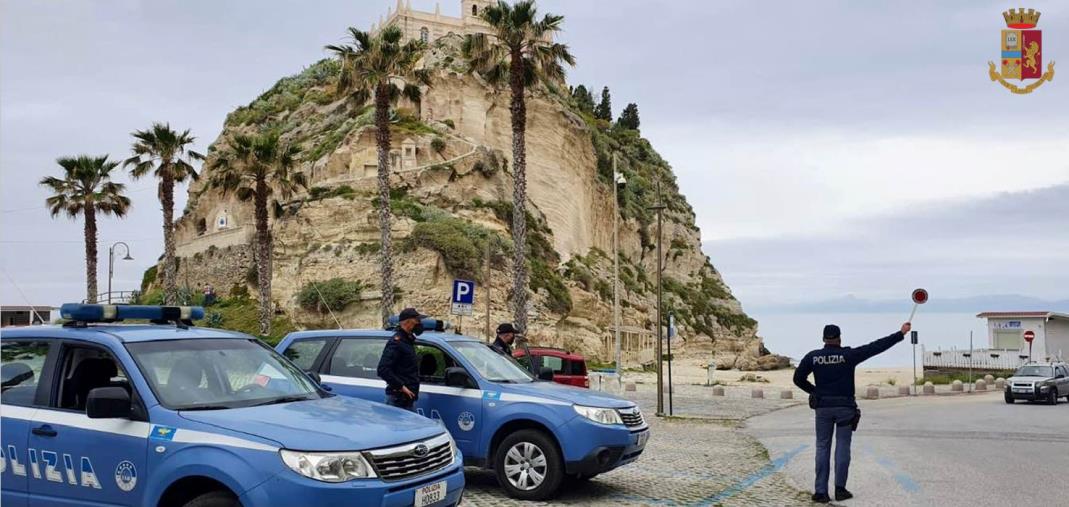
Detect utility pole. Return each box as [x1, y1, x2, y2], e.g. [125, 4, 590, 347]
[485, 240, 492, 343]
[612, 153, 625, 378]
[649, 180, 667, 417]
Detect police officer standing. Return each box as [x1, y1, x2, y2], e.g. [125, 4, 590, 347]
[491, 323, 517, 356]
[793, 322, 911, 503]
[377, 308, 426, 411]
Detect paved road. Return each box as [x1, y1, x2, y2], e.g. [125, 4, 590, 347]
[745, 392, 1069, 506]
[464, 396, 812, 506]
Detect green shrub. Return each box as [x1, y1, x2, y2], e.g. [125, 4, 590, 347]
[442, 119, 455, 129]
[140, 265, 158, 292]
[407, 218, 506, 280]
[431, 137, 447, 157]
[298, 278, 364, 314]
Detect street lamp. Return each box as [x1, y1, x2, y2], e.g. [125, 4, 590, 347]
[612, 153, 627, 380]
[108, 241, 133, 304]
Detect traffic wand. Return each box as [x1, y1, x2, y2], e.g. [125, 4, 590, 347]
[908, 288, 928, 322]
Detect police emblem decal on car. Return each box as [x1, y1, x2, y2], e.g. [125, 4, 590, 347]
[114, 461, 137, 492]
[457, 411, 476, 431]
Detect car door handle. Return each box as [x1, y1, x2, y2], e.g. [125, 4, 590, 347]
[32, 425, 58, 437]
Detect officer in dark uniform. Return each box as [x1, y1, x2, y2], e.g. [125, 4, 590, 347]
[793, 322, 911, 503]
[377, 308, 426, 411]
[491, 323, 517, 356]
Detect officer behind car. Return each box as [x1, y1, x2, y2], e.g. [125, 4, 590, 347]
[491, 323, 517, 356]
[793, 322, 911, 503]
[377, 307, 426, 411]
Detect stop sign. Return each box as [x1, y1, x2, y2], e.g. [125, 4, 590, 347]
[911, 288, 929, 304]
[1023, 330, 1035, 343]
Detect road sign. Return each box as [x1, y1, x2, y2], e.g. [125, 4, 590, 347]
[1023, 330, 1035, 343]
[451, 279, 475, 316]
[910, 330, 918, 345]
[667, 314, 676, 340]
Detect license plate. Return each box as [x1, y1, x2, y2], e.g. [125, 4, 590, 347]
[415, 481, 447, 507]
[635, 430, 649, 447]
[1013, 388, 1030, 393]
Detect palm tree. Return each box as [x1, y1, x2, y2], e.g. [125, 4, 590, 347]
[40, 155, 132, 303]
[208, 131, 307, 335]
[123, 123, 203, 305]
[463, 0, 575, 331]
[326, 26, 430, 323]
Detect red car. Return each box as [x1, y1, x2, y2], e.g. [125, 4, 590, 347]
[514, 347, 589, 388]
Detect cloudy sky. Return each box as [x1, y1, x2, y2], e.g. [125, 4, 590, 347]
[2, 0, 1067, 313]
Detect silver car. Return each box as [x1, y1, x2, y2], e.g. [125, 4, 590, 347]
[1004, 362, 1069, 405]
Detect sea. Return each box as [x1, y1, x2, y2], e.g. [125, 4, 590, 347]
[750, 312, 988, 368]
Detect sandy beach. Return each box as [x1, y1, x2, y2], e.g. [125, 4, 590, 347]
[626, 357, 916, 391]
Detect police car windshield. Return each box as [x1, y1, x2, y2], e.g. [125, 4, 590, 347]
[1014, 365, 1054, 378]
[452, 341, 534, 383]
[126, 339, 322, 410]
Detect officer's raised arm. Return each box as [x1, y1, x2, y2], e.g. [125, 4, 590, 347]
[848, 322, 911, 364]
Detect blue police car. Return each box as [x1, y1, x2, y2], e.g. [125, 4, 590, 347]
[0, 304, 464, 507]
[277, 319, 649, 500]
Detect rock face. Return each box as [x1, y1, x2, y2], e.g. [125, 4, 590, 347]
[165, 35, 787, 368]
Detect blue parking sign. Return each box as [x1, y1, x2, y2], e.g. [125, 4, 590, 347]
[452, 280, 475, 304]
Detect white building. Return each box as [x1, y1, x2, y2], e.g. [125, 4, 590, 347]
[977, 311, 1069, 362]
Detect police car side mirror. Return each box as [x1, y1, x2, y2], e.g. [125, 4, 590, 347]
[538, 367, 554, 382]
[1058, 374, 1066, 379]
[86, 387, 132, 419]
[445, 367, 477, 389]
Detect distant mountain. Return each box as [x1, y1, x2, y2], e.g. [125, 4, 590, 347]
[752, 294, 1069, 314]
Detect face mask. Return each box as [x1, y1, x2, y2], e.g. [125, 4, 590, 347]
[412, 323, 425, 336]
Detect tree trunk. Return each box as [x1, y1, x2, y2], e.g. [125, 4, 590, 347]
[508, 52, 529, 332]
[84, 204, 98, 303]
[374, 85, 396, 324]
[254, 178, 272, 336]
[160, 174, 178, 305]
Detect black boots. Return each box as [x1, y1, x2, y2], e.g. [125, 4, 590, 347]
[835, 487, 854, 501]
[811, 493, 831, 503]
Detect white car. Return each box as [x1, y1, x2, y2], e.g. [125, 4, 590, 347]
[1004, 362, 1069, 405]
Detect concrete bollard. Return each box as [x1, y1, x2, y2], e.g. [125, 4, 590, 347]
[923, 381, 935, 395]
[995, 378, 1006, 390]
[975, 379, 987, 391]
[951, 380, 964, 392]
[866, 386, 880, 399]
[780, 390, 793, 399]
[898, 386, 911, 396]
[984, 374, 995, 384]
[712, 386, 725, 396]
[624, 383, 637, 392]
[751, 388, 764, 399]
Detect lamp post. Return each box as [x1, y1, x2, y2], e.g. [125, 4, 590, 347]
[612, 153, 627, 379]
[107, 241, 133, 304]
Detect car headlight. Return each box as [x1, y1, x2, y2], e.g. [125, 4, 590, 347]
[573, 405, 624, 425]
[279, 449, 376, 482]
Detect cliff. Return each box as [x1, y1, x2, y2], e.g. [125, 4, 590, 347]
[164, 34, 788, 370]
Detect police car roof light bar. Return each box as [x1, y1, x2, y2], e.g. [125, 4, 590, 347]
[60, 303, 205, 327]
[384, 315, 449, 332]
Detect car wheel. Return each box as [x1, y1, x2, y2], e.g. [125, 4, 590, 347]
[494, 429, 564, 501]
[184, 491, 240, 507]
[1049, 389, 1059, 405]
[1004, 391, 1014, 404]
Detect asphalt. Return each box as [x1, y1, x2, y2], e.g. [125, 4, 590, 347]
[745, 391, 1069, 506]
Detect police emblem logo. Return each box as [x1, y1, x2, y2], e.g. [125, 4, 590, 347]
[988, 8, 1055, 94]
[114, 461, 137, 492]
[457, 411, 476, 431]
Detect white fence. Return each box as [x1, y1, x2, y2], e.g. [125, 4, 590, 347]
[923, 347, 1028, 371]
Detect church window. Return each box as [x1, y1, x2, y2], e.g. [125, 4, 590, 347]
[216, 211, 229, 230]
[472, 5, 477, 16]
[420, 27, 429, 43]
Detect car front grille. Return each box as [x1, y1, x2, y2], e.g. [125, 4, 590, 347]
[365, 433, 454, 481]
[618, 407, 645, 428]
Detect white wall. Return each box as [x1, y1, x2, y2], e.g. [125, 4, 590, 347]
[986, 317, 1046, 355]
[1045, 319, 1069, 361]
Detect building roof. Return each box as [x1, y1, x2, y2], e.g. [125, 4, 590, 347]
[1, 306, 54, 312]
[977, 311, 1069, 321]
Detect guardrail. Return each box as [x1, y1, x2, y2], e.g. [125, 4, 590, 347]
[923, 348, 1027, 370]
[83, 291, 141, 305]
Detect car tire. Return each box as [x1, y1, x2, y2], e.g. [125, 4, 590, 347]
[1048, 389, 1059, 405]
[184, 491, 240, 507]
[566, 473, 599, 484]
[1004, 392, 1014, 404]
[494, 429, 564, 501]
